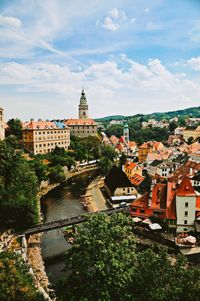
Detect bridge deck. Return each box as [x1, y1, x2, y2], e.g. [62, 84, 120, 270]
[21, 207, 129, 235]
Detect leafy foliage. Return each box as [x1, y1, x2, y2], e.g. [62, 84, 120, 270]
[0, 139, 39, 228]
[58, 213, 136, 301]
[98, 144, 117, 175]
[6, 118, 22, 139]
[0, 252, 44, 301]
[58, 213, 200, 301]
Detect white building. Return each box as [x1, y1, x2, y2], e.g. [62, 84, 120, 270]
[175, 177, 197, 233]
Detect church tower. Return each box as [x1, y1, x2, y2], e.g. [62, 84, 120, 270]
[0, 107, 5, 140]
[123, 122, 129, 143]
[78, 89, 88, 119]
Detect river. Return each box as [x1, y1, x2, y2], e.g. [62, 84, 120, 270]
[41, 170, 98, 284]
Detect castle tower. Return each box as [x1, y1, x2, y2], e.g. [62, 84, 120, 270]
[0, 107, 5, 140]
[78, 89, 88, 119]
[123, 122, 129, 143]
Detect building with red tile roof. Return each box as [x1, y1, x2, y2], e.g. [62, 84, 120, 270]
[124, 161, 143, 178]
[130, 176, 200, 233]
[22, 120, 70, 155]
[64, 89, 97, 138]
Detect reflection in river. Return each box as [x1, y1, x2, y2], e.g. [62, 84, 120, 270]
[41, 170, 98, 284]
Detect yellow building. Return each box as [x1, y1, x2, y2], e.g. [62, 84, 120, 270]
[0, 107, 5, 140]
[22, 120, 70, 155]
[124, 161, 143, 179]
[65, 89, 97, 138]
[138, 143, 150, 163]
[183, 126, 200, 142]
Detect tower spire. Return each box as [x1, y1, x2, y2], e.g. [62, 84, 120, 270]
[79, 88, 88, 119]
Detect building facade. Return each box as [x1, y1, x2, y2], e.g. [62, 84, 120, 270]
[22, 120, 70, 155]
[66, 89, 97, 138]
[79, 89, 88, 119]
[0, 107, 5, 140]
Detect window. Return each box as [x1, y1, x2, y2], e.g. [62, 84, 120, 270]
[184, 220, 187, 225]
[132, 208, 137, 212]
[140, 209, 145, 213]
[185, 202, 188, 208]
[185, 211, 188, 216]
[183, 228, 187, 232]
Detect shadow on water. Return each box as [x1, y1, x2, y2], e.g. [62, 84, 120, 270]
[41, 170, 99, 284]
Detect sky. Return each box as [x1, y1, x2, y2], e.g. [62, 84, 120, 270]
[1, 0, 200, 121]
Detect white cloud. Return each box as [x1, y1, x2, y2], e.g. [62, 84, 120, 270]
[187, 57, 200, 71]
[1, 56, 200, 120]
[0, 14, 21, 28]
[102, 8, 131, 31]
[109, 8, 127, 21]
[102, 17, 119, 31]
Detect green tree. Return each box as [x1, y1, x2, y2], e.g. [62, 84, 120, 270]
[6, 118, 22, 139]
[58, 213, 136, 301]
[49, 165, 65, 183]
[0, 140, 39, 228]
[100, 144, 117, 161]
[98, 156, 114, 176]
[58, 213, 200, 301]
[28, 158, 48, 182]
[0, 252, 44, 301]
[169, 120, 178, 133]
[105, 124, 123, 138]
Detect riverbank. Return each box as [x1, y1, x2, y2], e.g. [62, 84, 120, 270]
[81, 175, 107, 212]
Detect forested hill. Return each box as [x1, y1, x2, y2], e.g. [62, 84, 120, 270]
[95, 106, 200, 122]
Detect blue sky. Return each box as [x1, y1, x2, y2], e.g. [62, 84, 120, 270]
[1, 0, 200, 120]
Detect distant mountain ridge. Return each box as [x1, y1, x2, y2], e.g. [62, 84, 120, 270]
[95, 106, 200, 122]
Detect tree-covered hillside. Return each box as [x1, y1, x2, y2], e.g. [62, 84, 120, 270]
[96, 106, 200, 122]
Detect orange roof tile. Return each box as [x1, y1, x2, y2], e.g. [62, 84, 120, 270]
[131, 173, 144, 186]
[196, 196, 200, 210]
[139, 142, 148, 149]
[23, 121, 60, 130]
[166, 182, 177, 219]
[66, 119, 96, 125]
[125, 162, 137, 170]
[176, 176, 196, 197]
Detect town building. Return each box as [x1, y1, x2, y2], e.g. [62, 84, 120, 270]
[0, 107, 5, 140]
[104, 166, 139, 207]
[138, 141, 165, 163]
[124, 161, 143, 178]
[183, 125, 200, 142]
[65, 89, 97, 138]
[22, 120, 70, 155]
[130, 176, 200, 233]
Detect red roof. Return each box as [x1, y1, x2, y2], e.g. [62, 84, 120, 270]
[119, 136, 126, 143]
[23, 121, 60, 130]
[125, 162, 137, 170]
[166, 182, 177, 219]
[131, 173, 144, 186]
[139, 142, 148, 149]
[176, 176, 196, 197]
[196, 196, 200, 210]
[66, 119, 96, 125]
[151, 183, 166, 209]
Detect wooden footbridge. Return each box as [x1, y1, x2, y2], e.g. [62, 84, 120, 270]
[21, 207, 129, 236]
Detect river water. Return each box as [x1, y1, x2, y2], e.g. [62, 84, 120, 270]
[41, 171, 98, 284]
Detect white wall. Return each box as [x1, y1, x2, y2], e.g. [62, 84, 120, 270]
[176, 195, 196, 232]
